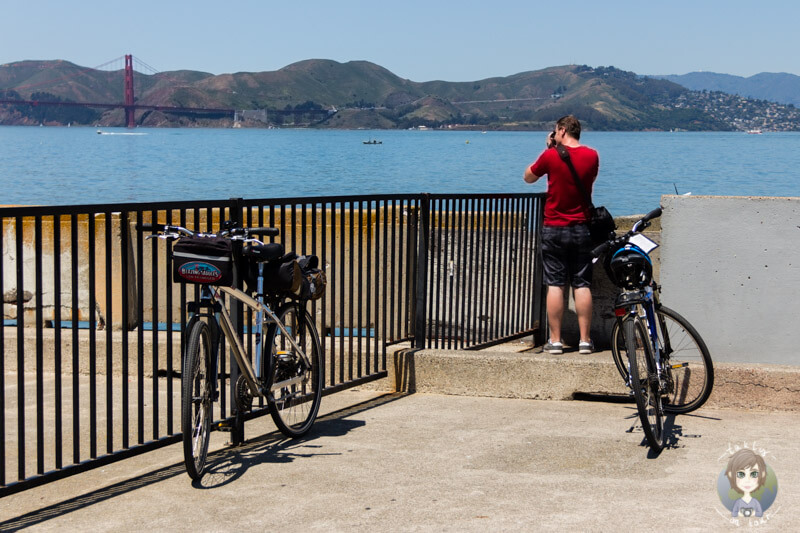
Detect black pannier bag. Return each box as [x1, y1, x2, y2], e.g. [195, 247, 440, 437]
[172, 236, 234, 286]
[262, 253, 303, 295]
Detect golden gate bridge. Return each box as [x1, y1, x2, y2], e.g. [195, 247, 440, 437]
[0, 54, 328, 127]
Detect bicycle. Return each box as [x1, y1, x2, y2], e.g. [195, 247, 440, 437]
[592, 207, 713, 452]
[141, 221, 325, 481]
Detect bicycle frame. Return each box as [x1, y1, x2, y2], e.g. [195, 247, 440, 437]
[615, 284, 664, 382]
[189, 262, 313, 400]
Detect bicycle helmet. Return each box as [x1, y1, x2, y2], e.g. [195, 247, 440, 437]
[605, 243, 653, 289]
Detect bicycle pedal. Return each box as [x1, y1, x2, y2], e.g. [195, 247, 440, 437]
[670, 362, 689, 369]
[216, 420, 234, 432]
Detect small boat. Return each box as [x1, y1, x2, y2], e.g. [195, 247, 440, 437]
[747, 129, 763, 134]
[363, 139, 382, 144]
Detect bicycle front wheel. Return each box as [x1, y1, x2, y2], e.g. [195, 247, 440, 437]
[182, 320, 213, 481]
[624, 316, 665, 452]
[265, 303, 323, 438]
[656, 306, 714, 414]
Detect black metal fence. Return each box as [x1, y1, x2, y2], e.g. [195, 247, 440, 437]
[0, 192, 544, 496]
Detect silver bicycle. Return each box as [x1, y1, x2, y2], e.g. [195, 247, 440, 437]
[142, 222, 324, 481]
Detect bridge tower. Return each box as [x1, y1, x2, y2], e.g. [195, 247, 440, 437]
[124, 54, 135, 128]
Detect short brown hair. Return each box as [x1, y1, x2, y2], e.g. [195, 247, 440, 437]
[725, 449, 767, 494]
[556, 115, 581, 140]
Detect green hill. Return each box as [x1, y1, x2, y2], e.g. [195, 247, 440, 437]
[2, 59, 798, 131]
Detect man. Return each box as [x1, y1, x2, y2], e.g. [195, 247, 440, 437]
[523, 115, 599, 354]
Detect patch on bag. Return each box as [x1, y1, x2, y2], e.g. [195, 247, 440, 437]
[178, 261, 223, 283]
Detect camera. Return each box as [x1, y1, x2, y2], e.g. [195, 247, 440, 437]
[547, 130, 557, 148]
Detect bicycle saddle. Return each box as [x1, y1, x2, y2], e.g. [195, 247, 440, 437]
[243, 243, 284, 262]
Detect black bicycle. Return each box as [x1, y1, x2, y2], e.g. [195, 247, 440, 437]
[142, 221, 325, 481]
[592, 208, 713, 452]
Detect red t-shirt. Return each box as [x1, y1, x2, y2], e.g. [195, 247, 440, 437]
[529, 145, 599, 226]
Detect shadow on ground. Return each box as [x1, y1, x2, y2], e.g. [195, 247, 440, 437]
[0, 393, 406, 532]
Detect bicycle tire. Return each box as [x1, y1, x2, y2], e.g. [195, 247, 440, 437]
[182, 320, 213, 481]
[611, 307, 713, 414]
[624, 316, 665, 451]
[655, 306, 714, 414]
[265, 303, 323, 438]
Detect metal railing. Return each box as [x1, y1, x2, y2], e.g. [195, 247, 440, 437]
[0, 192, 544, 495]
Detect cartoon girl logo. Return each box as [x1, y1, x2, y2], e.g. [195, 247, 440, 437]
[717, 448, 778, 521]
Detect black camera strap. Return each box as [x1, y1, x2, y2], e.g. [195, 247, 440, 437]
[556, 144, 594, 211]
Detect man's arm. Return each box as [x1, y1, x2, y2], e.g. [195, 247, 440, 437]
[523, 165, 541, 183]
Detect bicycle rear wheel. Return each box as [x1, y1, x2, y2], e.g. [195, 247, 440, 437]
[624, 316, 665, 452]
[656, 306, 714, 414]
[182, 320, 213, 481]
[265, 303, 323, 438]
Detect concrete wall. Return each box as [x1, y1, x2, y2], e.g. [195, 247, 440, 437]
[660, 195, 800, 365]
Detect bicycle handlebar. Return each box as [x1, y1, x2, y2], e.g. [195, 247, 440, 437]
[245, 227, 280, 237]
[136, 222, 280, 240]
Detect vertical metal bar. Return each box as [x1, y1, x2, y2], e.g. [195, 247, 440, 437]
[329, 202, 336, 386]
[498, 198, 511, 339]
[179, 210, 188, 360]
[34, 216, 45, 474]
[15, 216, 25, 480]
[509, 197, 522, 334]
[230, 198, 244, 445]
[348, 202, 354, 381]
[165, 209, 174, 437]
[88, 213, 97, 458]
[533, 196, 546, 345]
[445, 199, 455, 349]
[136, 211, 145, 445]
[387, 200, 396, 345]
[320, 202, 329, 388]
[356, 201, 363, 378]
[105, 211, 114, 454]
[406, 198, 417, 347]
[487, 198, 499, 343]
[427, 199, 437, 347]
[71, 214, 80, 461]
[381, 200, 389, 354]
[463, 199, 474, 348]
[120, 211, 130, 450]
[479, 198, 491, 345]
[457, 198, 468, 349]
[339, 202, 346, 384]
[53, 215, 63, 468]
[413, 195, 430, 349]
[149, 209, 158, 440]
[435, 198, 445, 348]
[365, 200, 373, 374]
[373, 200, 381, 368]
[397, 199, 407, 342]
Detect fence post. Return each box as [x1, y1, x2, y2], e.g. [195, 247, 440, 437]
[532, 198, 547, 346]
[413, 194, 430, 349]
[229, 198, 245, 445]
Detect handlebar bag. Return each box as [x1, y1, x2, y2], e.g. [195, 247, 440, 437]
[172, 236, 234, 286]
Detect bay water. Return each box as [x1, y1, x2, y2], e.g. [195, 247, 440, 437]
[2, 126, 799, 215]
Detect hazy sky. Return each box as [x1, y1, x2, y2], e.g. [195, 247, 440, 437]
[1, 0, 797, 81]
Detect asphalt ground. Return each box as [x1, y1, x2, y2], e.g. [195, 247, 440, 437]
[1, 389, 796, 532]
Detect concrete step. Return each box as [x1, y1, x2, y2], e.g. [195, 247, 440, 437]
[369, 343, 800, 412]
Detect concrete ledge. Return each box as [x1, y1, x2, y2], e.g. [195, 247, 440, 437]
[368, 345, 800, 412]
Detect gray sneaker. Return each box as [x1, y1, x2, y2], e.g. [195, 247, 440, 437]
[544, 340, 563, 354]
[579, 340, 594, 354]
